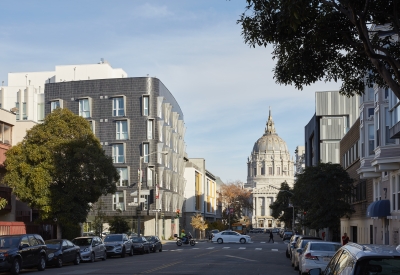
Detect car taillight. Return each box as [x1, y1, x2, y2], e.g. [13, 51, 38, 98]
[305, 253, 318, 260]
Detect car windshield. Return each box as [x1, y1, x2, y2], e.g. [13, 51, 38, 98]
[356, 258, 400, 274]
[0, 237, 20, 249]
[130, 237, 142, 243]
[45, 240, 61, 249]
[73, 238, 92, 246]
[104, 235, 122, 242]
[145, 236, 155, 242]
[310, 243, 341, 251]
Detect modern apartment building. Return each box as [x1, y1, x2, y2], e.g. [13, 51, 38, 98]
[44, 75, 187, 239]
[305, 91, 359, 166]
[0, 60, 127, 123]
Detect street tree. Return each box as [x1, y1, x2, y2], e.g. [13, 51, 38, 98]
[3, 108, 118, 238]
[191, 213, 208, 239]
[109, 214, 130, 234]
[219, 181, 252, 227]
[292, 162, 354, 236]
[270, 181, 297, 229]
[238, 0, 400, 98]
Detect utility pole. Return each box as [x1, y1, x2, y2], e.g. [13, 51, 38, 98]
[137, 157, 142, 237]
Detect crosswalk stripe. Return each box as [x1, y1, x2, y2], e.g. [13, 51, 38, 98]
[261, 242, 266, 243]
[192, 248, 199, 249]
[207, 247, 215, 249]
[223, 247, 230, 249]
[272, 249, 278, 251]
[239, 247, 246, 250]
[255, 248, 262, 250]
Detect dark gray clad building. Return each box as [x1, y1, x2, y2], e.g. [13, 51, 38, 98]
[45, 76, 186, 239]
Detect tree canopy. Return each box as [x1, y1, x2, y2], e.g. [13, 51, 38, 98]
[291, 162, 354, 231]
[3, 108, 118, 232]
[109, 215, 130, 234]
[270, 181, 297, 229]
[238, 0, 400, 98]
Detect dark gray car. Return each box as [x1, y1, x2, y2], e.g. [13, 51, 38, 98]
[72, 236, 106, 262]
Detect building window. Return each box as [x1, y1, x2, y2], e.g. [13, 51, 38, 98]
[112, 191, 125, 211]
[376, 112, 380, 147]
[385, 88, 389, 99]
[277, 167, 281, 175]
[253, 167, 257, 176]
[88, 120, 95, 133]
[269, 167, 273, 175]
[37, 103, 44, 121]
[385, 107, 395, 144]
[15, 102, 20, 120]
[116, 120, 128, 140]
[143, 143, 149, 163]
[112, 144, 125, 163]
[0, 123, 11, 144]
[143, 96, 149, 116]
[368, 108, 374, 118]
[50, 100, 61, 112]
[360, 110, 363, 124]
[368, 124, 375, 155]
[22, 102, 27, 120]
[397, 175, 400, 210]
[112, 97, 125, 117]
[147, 120, 153, 140]
[116, 168, 128, 187]
[79, 98, 90, 118]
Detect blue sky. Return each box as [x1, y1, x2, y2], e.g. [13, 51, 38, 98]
[0, 1, 340, 183]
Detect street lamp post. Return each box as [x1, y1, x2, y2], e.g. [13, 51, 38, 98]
[134, 150, 168, 237]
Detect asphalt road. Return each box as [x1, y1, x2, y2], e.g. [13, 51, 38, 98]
[8, 233, 299, 275]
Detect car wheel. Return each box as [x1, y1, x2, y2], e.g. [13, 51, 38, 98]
[159, 245, 162, 252]
[37, 255, 46, 271]
[286, 249, 290, 258]
[129, 247, 134, 256]
[10, 258, 20, 275]
[56, 256, 63, 268]
[240, 238, 246, 244]
[121, 247, 126, 258]
[102, 250, 107, 261]
[294, 263, 299, 271]
[146, 247, 150, 254]
[74, 253, 81, 265]
[217, 238, 223, 244]
[90, 252, 95, 263]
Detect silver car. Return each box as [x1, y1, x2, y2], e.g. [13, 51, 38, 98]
[72, 236, 106, 262]
[103, 234, 133, 258]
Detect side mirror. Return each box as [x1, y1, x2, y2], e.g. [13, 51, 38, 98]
[174, 234, 178, 238]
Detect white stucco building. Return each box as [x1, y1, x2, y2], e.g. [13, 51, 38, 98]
[245, 110, 294, 229]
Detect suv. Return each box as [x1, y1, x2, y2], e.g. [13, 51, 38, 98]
[72, 236, 106, 262]
[103, 234, 133, 257]
[0, 234, 47, 275]
[309, 243, 400, 275]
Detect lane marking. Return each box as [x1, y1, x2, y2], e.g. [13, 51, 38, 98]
[239, 247, 246, 249]
[207, 247, 215, 249]
[223, 247, 230, 249]
[255, 248, 262, 250]
[225, 255, 256, 262]
[272, 249, 278, 251]
[192, 248, 199, 249]
[261, 242, 266, 243]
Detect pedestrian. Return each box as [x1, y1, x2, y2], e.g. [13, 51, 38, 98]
[268, 230, 274, 243]
[342, 233, 350, 245]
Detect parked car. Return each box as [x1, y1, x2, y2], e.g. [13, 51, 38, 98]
[292, 237, 322, 270]
[0, 234, 47, 275]
[46, 239, 81, 267]
[72, 236, 106, 262]
[298, 241, 341, 275]
[145, 236, 162, 253]
[286, 234, 303, 258]
[212, 231, 252, 244]
[130, 236, 151, 254]
[103, 234, 133, 258]
[309, 243, 400, 275]
[282, 231, 294, 241]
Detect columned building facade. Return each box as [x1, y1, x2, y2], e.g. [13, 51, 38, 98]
[245, 110, 294, 229]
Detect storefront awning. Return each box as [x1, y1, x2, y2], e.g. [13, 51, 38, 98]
[366, 200, 391, 218]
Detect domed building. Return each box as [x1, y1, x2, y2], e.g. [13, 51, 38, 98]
[246, 109, 294, 229]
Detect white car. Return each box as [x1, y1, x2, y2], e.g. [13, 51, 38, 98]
[212, 231, 252, 244]
[298, 241, 341, 275]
